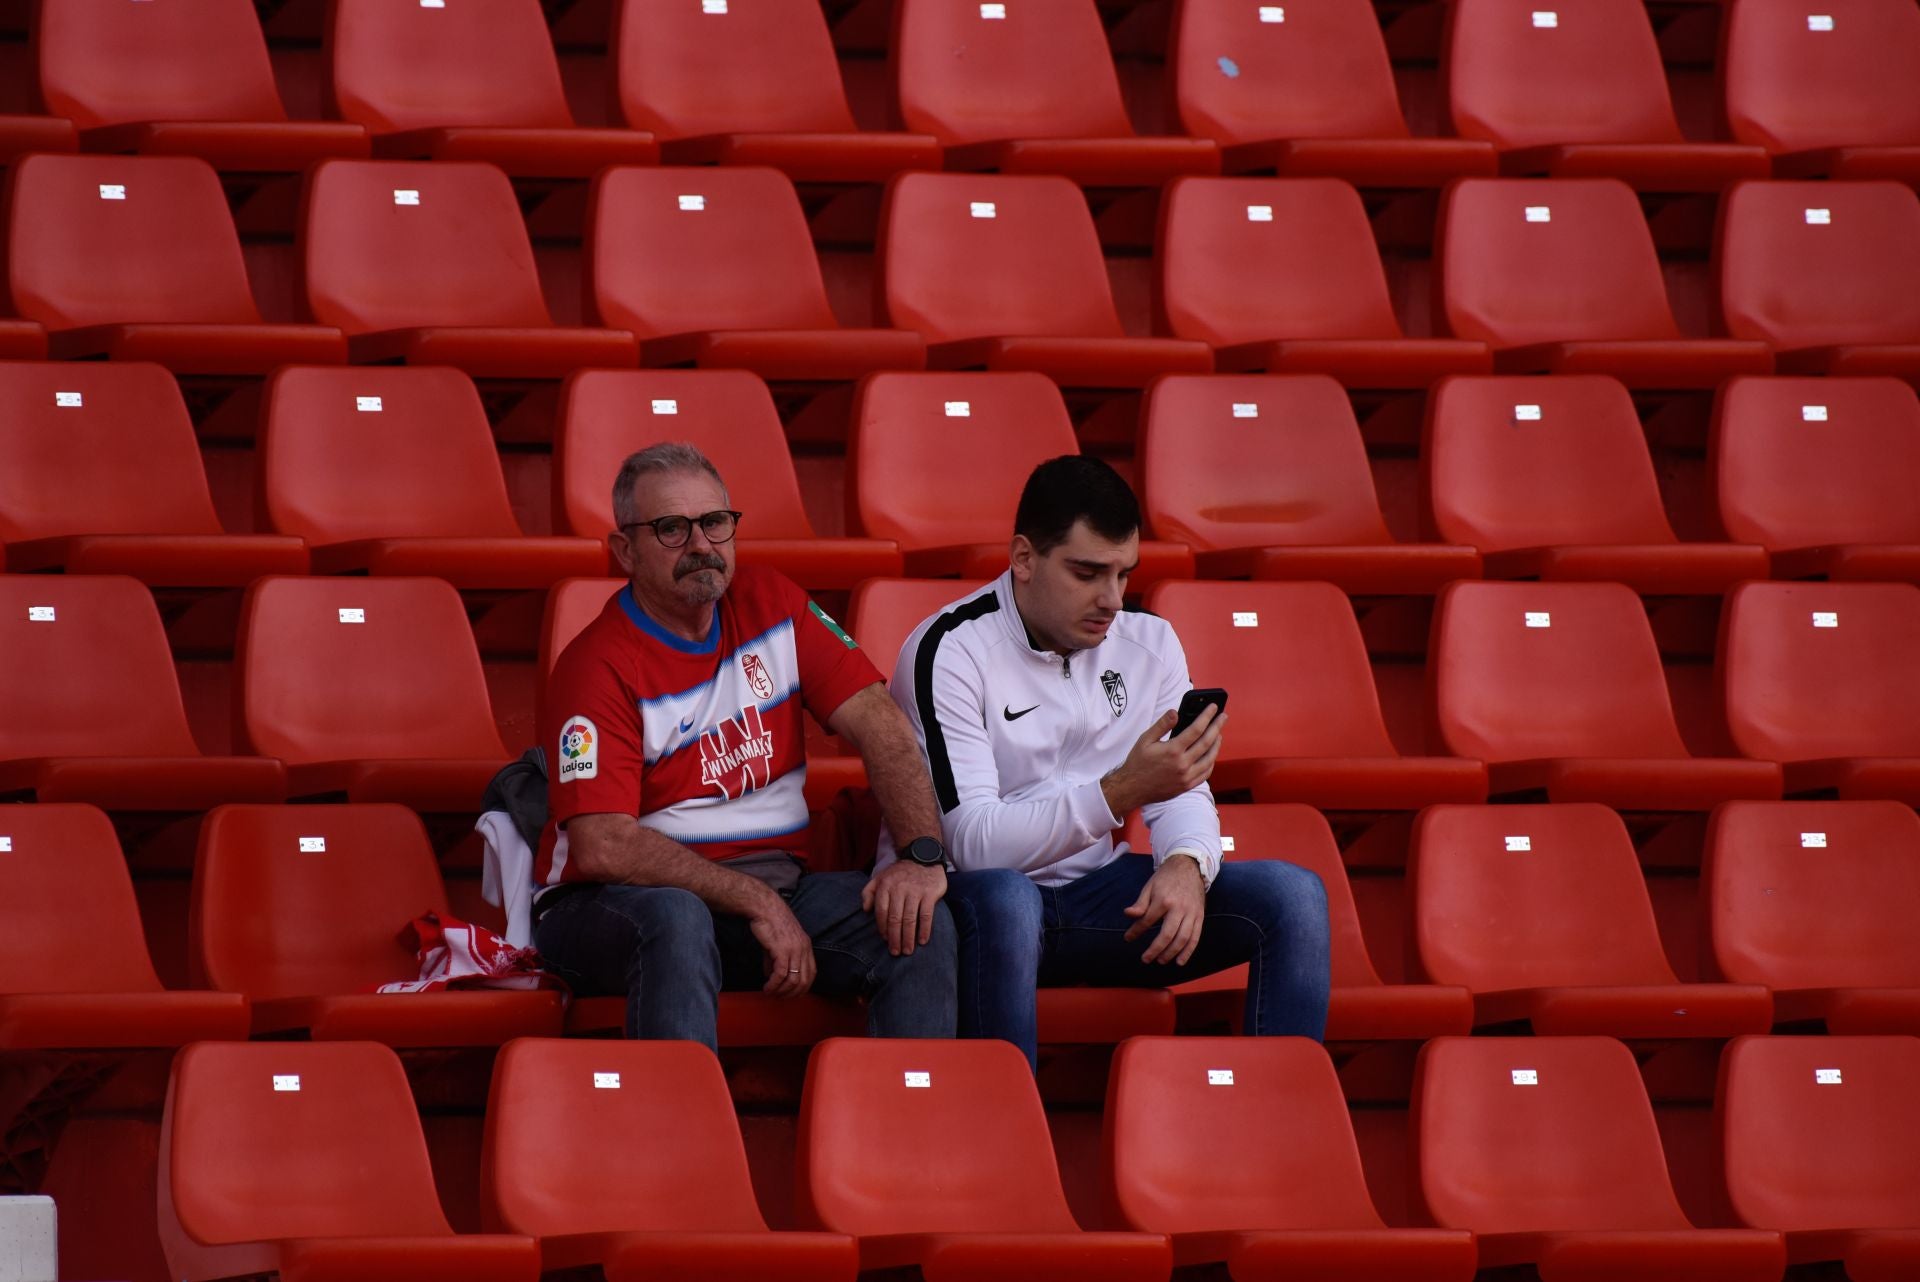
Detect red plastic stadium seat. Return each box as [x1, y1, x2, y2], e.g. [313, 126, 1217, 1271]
[555, 369, 901, 589]
[1445, 0, 1767, 189]
[1424, 374, 1767, 592]
[0, 576, 287, 809]
[0, 362, 307, 586]
[1706, 801, 1920, 1033]
[37, 0, 367, 169]
[1142, 373, 1481, 590]
[301, 159, 638, 376]
[192, 805, 563, 1044]
[1716, 180, 1920, 377]
[0, 39, 75, 166]
[482, 1039, 856, 1282]
[879, 172, 1214, 386]
[1718, 1035, 1920, 1279]
[796, 1038, 1171, 1281]
[158, 1041, 539, 1282]
[4, 153, 346, 372]
[893, 0, 1217, 186]
[1724, 0, 1920, 182]
[589, 166, 921, 378]
[846, 579, 992, 679]
[1413, 1036, 1786, 1280]
[1146, 579, 1488, 806]
[0, 317, 47, 358]
[261, 365, 602, 588]
[1713, 377, 1920, 583]
[1437, 178, 1772, 386]
[1171, 0, 1495, 186]
[1433, 581, 1783, 807]
[1106, 1036, 1477, 1279]
[612, 0, 938, 182]
[852, 371, 1193, 587]
[1155, 178, 1492, 386]
[329, 0, 656, 177]
[236, 576, 511, 807]
[1412, 803, 1772, 1036]
[1719, 581, 1920, 801]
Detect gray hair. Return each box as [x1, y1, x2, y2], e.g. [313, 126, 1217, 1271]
[611, 442, 729, 528]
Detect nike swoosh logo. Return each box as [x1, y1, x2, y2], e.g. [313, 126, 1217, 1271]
[679, 717, 696, 733]
[1003, 704, 1039, 722]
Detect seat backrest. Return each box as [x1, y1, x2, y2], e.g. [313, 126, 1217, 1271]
[1719, 581, 1920, 761]
[261, 365, 523, 543]
[1412, 803, 1679, 988]
[1723, 0, 1920, 153]
[796, 1037, 1081, 1234]
[1431, 580, 1693, 761]
[539, 578, 625, 683]
[36, 0, 289, 129]
[0, 574, 206, 762]
[1437, 178, 1681, 345]
[851, 371, 1078, 548]
[1413, 1035, 1695, 1232]
[879, 172, 1125, 344]
[846, 578, 993, 680]
[1717, 180, 1920, 349]
[482, 1038, 767, 1236]
[1156, 177, 1407, 347]
[192, 804, 450, 997]
[893, 0, 1135, 144]
[1712, 376, 1920, 549]
[612, 0, 857, 137]
[588, 166, 840, 338]
[0, 362, 224, 542]
[1144, 580, 1404, 759]
[301, 159, 555, 334]
[236, 576, 508, 765]
[328, 0, 574, 131]
[1141, 373, 1395, 550]
[1705, 800, 1920, 989]
[1718, 1034, 1920, 1231]
[1424, 374, 1678, 550]
[6, 153, 264, 328]
[0, 803, 164, 994]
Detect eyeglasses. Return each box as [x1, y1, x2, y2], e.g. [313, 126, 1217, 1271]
[621, 509, 742, 548]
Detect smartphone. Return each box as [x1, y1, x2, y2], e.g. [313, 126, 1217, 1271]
[1171, 687, 1228, 737]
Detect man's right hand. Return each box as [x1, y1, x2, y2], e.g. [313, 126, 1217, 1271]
[748, 895, 815, 997]
[1101, 704, 1226, 815]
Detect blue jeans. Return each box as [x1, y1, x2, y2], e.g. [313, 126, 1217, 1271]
[532, 871, 957, 1050]
[946, 854, 1331, 1071]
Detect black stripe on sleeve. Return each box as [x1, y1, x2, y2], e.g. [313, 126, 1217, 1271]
[912, 591, 1002, 814]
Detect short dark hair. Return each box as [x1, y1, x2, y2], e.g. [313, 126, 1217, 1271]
[1013, 455, 1140, 555]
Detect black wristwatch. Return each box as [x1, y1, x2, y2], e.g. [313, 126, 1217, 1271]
[898, 836, 948, 868]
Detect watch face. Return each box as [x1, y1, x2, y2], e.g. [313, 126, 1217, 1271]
[903, 837, 945, 865]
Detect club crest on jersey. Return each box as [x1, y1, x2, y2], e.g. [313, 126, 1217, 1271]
[1101, 669, 1127, 717]
[741, 652, 774, 701]
[557, 717, 598, 782]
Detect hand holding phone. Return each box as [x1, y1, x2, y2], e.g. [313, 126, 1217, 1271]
[1171, 687, 1228, 738]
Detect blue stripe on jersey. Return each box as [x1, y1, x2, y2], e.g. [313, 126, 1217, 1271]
[634, 618, 797, 712]
[647, 684, 801, 768]
[641, 816, 812, 846]
[618, 585, 722, 655]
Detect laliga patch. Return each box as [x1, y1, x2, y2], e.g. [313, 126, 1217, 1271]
[557, 717, 599, 783]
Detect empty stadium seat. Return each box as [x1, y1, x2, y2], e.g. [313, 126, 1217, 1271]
[1432, 580, 1783, 807]
[1106, 1036, 1477, 1279]
[261, 365, 602, 587]
[301, 158, 638, 375]
[893, 0, 1217, 185]
[0, 576, 286, 808]
[1719, 581, 1920, 801]
[1437, 178, 1772, 386]
[1413, 1036, 1786, 1279]
[1716, 180, 1920, 377]
[5, 153, 347, 372]
[1712, 376, 1920, 583]
[157, 1041, 539, 1282]
[235, 576, 510, 808]
[795, 1038, 1171, 1280]
[0, 39, 75, 166]
[481, 1038, 856, 1281]
[1171, 0, 1496, 185]
[1423, 374, 1768, 592]
[1146, 579, 1488, 806]
[1706, 801, 1920, 1034]
[0, 361, 307, 585]
[1142, 373, 1482, 589]
[1155, 178, 1493, 385]
[879, 172, 1214, 385]
[851, 371, 1194, 586]
[37, 0, 368, 169]
[328, 0, 657, 177]
[588, 166, 923, 378]
[611, 0, 938, 181]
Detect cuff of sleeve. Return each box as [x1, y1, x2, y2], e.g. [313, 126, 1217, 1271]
[1158, 845, 1220, 890]
[1080, 775, 1123, 841]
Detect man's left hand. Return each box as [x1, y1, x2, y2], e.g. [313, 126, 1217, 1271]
[1122, 854, 1208, 965]
[861, 861, 948, 957]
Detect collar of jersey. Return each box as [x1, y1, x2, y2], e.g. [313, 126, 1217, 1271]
[993, 568, 1079, 668]
[618, 585, 720, 655]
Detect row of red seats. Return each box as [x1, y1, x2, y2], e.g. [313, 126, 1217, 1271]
[6, 156, 1920, 385]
